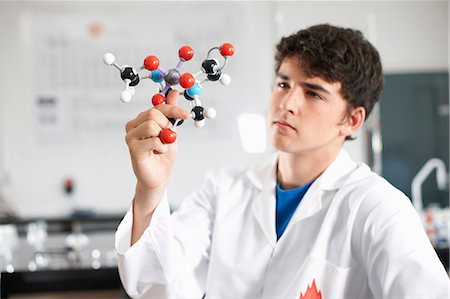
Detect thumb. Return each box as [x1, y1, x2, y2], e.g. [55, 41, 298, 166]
[165, 89, 180, 106]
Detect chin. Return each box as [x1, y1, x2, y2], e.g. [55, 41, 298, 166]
[270, 135, 296, 153]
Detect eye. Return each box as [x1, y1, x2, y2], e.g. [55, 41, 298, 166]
[306, 90, 324, 100]
[277, 81, 290, 89]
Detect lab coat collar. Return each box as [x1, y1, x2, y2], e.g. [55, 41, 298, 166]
[287, 149, 359, 224]
[315, 149, 358, 191]
[246, 152, 278, 190]
[246, 149, 357, 192]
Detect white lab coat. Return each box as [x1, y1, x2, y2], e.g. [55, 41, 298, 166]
[116, 149, 449, 298]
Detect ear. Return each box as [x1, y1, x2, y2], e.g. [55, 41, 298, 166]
[340, 106, 366, 137]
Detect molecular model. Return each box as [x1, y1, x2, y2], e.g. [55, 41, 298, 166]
[103, 43, 234, 144]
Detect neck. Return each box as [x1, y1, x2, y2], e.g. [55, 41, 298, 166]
[277, 146, 342, 189]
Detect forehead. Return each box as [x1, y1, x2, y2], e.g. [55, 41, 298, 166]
[278, 56, 343, 93]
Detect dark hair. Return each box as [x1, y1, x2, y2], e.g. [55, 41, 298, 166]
[274, 24, 384, 140]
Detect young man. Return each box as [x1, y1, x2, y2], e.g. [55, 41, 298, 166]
[116, 24, 449, 298]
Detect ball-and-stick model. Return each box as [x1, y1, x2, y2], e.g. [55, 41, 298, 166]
[103, 43, 234, 144]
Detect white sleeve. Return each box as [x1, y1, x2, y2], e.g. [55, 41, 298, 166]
[358, 184, 449, 299]
[115, 172, 218, 298]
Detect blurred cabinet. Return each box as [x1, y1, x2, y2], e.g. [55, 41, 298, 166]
[380, 72, 449, 208]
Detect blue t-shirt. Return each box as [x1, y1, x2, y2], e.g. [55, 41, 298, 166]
[275, 180, 314, 240]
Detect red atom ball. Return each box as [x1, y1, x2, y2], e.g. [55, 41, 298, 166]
[144, 55, 160, 71]
[178, 46, 194, 61]
[220, 43, 234, 57]
[152, 93, 166, 106]
[179, 73, 195, 89]
[159, 128, 177, 144]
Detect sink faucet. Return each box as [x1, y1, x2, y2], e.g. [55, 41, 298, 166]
[411, 158, 448, 212]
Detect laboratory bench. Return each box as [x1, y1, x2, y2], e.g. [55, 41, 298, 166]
[0, 215, 130, 299]
[1, 216, 448, 298]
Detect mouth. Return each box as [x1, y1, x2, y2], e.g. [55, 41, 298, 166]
[273, 120, 296, 131]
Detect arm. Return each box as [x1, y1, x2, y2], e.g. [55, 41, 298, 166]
[115, 171, 218, 298]
[357, 183, 449, 299]
[130, 183, 165, 246]
[115, 90, 214, 298]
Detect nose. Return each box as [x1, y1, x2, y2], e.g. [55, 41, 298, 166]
[279, 88, 301, 114]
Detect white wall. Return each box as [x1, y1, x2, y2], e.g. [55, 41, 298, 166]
[0, 1, 447, 218]
[274, 1, 448, 73]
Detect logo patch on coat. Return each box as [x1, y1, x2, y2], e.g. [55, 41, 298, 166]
[299, 279, 322, 299]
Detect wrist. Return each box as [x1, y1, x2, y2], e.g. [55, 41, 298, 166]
[133, 182, 167, 215]
[135, 181, 166, 196]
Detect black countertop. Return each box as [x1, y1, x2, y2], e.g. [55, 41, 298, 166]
[0, 216, 128, 299]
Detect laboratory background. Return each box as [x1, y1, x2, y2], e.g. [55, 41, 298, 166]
[0, 1, 448, 298]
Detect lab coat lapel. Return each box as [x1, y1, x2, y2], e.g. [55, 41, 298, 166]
[317, 149, 358, 191]
[245, 150, 357, 247]
[246, 154, 278, 248]
[289, 149, 358, 225]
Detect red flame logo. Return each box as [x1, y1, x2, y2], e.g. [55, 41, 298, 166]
[299, 279, 322, 299]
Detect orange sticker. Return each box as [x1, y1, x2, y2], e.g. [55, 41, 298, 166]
[299, 279, 322, 299]
[88, 21, 104, 38]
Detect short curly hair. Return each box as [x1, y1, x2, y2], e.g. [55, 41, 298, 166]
[274, 24, 384, 139]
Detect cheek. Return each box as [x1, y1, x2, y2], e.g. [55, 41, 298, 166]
[315, 103, 342, 121]
[304, 109, 340, 133]
[268, 96, 279, 116]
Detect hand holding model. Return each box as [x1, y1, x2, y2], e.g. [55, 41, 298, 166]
[125, 90, 190, 213]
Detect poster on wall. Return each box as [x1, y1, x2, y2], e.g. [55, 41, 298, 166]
[30, 6, 239, 145]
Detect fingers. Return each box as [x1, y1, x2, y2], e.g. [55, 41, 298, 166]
[165, 89, 180, 106]
[157, 104, 190, 122]
[125, 93, 190, 133]
[126, 109, 165, 133]
[126, 120, 169, 154]
[130, 136, 169, 155]
[126, 119, 161, 142]
[156, 90, 190, 120]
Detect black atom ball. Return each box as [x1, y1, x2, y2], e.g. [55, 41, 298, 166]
[207, 70, 222, 82]
[121, 67, 140, 86]
[159, 87, 173, 97]
[191, 106, 205, 121]
[184, 90, 194, 101]
[202, 59, 218, 74]
[169, 118, 184, 126]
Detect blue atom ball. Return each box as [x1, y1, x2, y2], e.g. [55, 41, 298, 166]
[151, 70, 164, 83]
[186, 83, 202, 97]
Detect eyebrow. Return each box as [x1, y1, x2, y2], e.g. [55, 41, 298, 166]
[276, 72, 331, 95]
[276, 72, 290, 81]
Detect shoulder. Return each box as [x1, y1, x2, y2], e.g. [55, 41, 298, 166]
[343, 164, 426, 249]
[343, 165, 430, 259]
[342, 163, 413, 217]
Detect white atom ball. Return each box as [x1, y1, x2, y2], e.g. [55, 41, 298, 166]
[220, 74, 231, 85]
[194, 119, 205, 128]
[103, 53, 115, 65]
[120, 90, 132, 103]
[205, 107, 217, 119]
